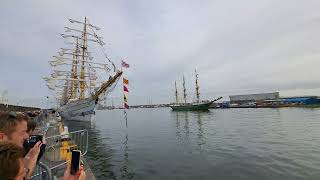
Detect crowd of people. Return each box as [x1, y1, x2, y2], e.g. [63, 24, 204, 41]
[0, 111, 86, 180]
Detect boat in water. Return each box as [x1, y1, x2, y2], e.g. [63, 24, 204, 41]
[44, 17, 123, 122]
[169, 70, 222, 111]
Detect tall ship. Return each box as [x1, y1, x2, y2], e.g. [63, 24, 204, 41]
[43, 17, 123, 122]
[169, 70, 222, 111]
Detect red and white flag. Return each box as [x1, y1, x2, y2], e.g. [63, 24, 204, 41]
[122, 60, 130, 68]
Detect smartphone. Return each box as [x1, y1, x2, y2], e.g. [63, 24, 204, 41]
[70, 150, 81, 175]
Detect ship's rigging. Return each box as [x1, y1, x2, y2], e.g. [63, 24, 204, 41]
[43, 17, 122, 106]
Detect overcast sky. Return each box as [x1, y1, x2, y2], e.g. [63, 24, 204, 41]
[1, 0, 320, 107]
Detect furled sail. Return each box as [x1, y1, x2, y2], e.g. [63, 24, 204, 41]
[43, 17, 122, 105]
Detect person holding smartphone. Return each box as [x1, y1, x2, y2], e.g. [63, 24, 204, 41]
[63, 164, 86, 180]
[0, 111, 42, 179]
[0, 142, 86, 180]
[63, 150, 86, 180]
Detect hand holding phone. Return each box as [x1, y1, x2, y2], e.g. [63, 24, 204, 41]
[70, 150, 81, 175]
[63, 162, 86, 180]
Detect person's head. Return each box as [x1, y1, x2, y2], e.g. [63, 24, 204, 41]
[0, 111, 29, 147]
[0, 142, 27, 180]
[27, 120, 37, 136]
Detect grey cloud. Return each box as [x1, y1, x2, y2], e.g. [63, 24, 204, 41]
[1, 0, 320, 106]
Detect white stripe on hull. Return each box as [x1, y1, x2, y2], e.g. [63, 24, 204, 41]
[58, 98, 97, 122]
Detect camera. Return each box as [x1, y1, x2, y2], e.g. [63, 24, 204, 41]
[23, 135, 43, 151]
[23, 135, 46, 162]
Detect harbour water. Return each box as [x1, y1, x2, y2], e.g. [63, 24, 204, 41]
[66, 108, 320, 180]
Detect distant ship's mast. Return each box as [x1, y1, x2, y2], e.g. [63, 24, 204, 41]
[175, 81, 178, 103]
[183, 75, 187, 103]
[195, 70, 200, 103]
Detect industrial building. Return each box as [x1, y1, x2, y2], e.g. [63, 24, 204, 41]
[227, 92, 320, 108]
[211, 92, 320, 108]
[279, 96, 320, 105]
[229, 92, 279, 104]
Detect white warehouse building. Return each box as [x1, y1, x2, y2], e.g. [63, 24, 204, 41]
[229, 92, 280, 103]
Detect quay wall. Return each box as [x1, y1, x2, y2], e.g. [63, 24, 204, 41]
[0, 103, 40, 112]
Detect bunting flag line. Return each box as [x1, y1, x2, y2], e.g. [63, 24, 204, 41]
[122, 60, 130, 68]
[123, 86, 129, 92]
[122, 65, 129, 127]
[123, 110, 128, 127]
[123, 78, 129, 85]
[124, 102, 129, 109]
[124, 94, 128, 103]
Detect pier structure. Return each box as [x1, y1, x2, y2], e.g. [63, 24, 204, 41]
[0, 103, 40, 112]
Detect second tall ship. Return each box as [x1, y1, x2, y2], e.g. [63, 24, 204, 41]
[44, 17, 123, 122]
[170, 70, 222, 111]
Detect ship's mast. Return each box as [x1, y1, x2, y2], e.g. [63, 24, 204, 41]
[79, 17, 88, 99]
[69, 38, 79, 99]
[61, 77, 69, 105]
[175, 81, 178, 103]
[73, 38, 79, 98]
[44, 17, 122, 105]
[69, 45, 75, 99]
[195, 70, 200, 103]
[183, 75, 187, 103]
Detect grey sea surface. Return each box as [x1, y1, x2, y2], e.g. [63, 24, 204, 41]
[66, 108, 320, 180]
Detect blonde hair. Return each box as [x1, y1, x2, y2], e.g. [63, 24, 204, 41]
[0, 111, 29, 137]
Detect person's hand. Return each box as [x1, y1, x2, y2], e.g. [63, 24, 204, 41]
[78, 169, 86, 180]
[63, 163, 86, 180]
[27, 141, 42, 159]
[24, 141, 42, 178]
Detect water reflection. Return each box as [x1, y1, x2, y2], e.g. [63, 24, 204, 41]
[64, 108, 320, 180]
[65, 114, 135, 179]
[64, 120, 96, 133]
[119, 133, 134, 179]
[175, 112, 181, 140]
[184, 112, 190, 140]
[196, 112, 205, 149]
[65, 120, 117, 179]
[172, 111, 210, 150]
[172, 112, 190, 141]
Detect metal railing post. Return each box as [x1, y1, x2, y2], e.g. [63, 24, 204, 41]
[30, 162, 53, 180]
